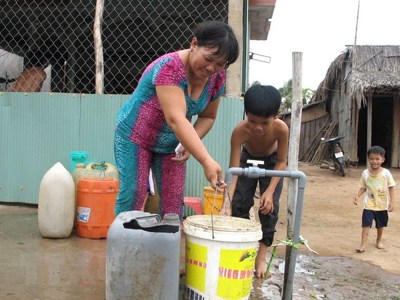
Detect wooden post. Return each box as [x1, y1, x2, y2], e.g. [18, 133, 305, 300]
[367, 95, 372, 157]
[283, 52, 303, 299]
[287, 52, 303, 238]
[392, 97, 400, 167]
[94, 0, 105, 94]
[226, 0, 244, 97]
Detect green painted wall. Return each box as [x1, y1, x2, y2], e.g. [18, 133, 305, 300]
[0, 93, 244, 204]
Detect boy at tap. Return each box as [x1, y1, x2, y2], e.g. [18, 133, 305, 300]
[225, 84, 288, 278]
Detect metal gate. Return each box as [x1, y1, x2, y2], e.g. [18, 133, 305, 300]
[0, 0, 229, 94]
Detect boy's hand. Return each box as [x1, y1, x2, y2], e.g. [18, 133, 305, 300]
[259, 192, 274, 214]
[388, 202, 394, 212]
[353, 195, 358, 205]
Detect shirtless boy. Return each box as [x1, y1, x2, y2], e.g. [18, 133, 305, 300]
[227, 84, 288, 278]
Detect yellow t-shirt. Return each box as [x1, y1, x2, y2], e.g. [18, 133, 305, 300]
[359, 168, 396, 211]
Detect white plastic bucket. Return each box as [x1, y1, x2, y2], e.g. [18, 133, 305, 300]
[183, 215, 262, 300]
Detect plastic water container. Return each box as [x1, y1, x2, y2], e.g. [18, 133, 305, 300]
[85, 162, 119, 179]
[69, 151, 89, 172]
[38, 162, 75, 238]
[106, 211, 181, 300]
[203, 186, 224, 215]
[76, 177, 118, 238]
[72, 162, 119, 203]
[183, 215, 262, 300]
[184, 197, 202, 216]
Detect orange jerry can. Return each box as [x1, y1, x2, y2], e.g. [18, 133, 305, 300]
[76, 177, 119, 238]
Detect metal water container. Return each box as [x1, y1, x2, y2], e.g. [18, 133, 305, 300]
[106, 211, 181, 300]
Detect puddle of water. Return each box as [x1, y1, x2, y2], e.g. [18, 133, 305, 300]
[278, 255, 315, 276]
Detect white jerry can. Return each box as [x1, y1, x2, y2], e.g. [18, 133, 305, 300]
[38, 162, 75, 238]
[106, 211, 181, 300]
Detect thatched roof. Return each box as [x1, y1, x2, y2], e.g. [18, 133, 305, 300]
[312, 45, 400, 108]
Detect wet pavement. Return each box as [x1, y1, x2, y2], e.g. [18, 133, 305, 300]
[0, 204, 258, 300]
[0, 205, 107, 299]
[2, 204, 400, 300]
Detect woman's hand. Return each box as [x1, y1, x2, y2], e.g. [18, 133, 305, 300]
[171, 143, 190, 162]
[202, 157, 225, 191]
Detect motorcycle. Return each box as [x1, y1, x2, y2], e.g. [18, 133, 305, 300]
[320, 136, 346, 177]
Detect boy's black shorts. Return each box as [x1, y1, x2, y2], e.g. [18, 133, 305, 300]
[361, 209, 388, 228]
[231, 148, 283, 246]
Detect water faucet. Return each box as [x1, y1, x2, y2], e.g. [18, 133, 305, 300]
[225, 166, 306, 189]
[224, 165, 306, 300]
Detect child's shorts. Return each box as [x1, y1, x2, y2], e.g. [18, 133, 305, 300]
[362, 209, 388, 228]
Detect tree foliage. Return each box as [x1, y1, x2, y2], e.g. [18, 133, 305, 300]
[278, 79, 315, 112]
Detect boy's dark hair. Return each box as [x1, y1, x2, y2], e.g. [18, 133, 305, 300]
[367, 145, 385, 157]
[244, 84, 281, 117]
[194, 20, 239, 69]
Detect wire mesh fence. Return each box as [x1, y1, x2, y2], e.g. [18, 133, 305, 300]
[0, 0, 229, 94]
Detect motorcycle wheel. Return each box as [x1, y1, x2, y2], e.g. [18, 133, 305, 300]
[336, 159, 345, 177]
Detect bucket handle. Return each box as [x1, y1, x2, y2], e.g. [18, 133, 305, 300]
[210, 184, 231, 239]
[210, 186, 222, 239]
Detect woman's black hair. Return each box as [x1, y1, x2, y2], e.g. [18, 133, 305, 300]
[194, 20, 239, 68]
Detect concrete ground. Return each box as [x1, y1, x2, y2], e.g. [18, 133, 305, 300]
[0, 204, 108, 299]
[5, 171, 399, 300]
[0, 193, 321, 300]
[1, 203, 272, 300]
[0, 204, 189, 300]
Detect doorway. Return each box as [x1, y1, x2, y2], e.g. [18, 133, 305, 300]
[357, 96, 393, 166]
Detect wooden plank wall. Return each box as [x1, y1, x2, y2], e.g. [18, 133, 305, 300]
[282, 104, 329, 162]
[392, 96, 400, 167]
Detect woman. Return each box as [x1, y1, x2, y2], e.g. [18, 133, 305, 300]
[114, 20, 239, 217]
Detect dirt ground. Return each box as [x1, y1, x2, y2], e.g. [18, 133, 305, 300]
[279, 163, 400, 272]
[259, 162, 400, 299]
[1, 163, 400, 299]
